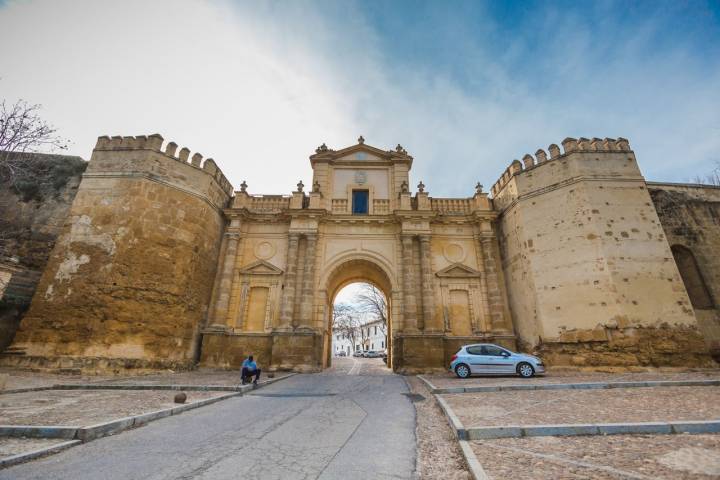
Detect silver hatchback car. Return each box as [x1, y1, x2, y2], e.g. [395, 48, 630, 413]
[450, 343, 545, 378]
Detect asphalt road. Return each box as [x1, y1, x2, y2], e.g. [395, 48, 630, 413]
[0, 358, 417, 480]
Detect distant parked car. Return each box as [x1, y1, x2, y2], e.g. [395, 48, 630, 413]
[337, 351, 347, 357]
[353, 351, 363, 357]
[450, 343, 545, 379]
[366, 350, 382, 358]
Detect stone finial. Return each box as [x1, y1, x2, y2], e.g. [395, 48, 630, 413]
[522, 154, 535, 169]
[315, 143, 328, 154]
[417, 181, 425, 193]
[296, 180, 304, 193]
[240, 180, 248, 193]
[165, 141, 178, 157]
[510, 159, 523, 174]
[147, 133, 164, 151]
[312, 180, 321, 193]
[191, 153, 203, 167]
[590, 138, 603, 151]
[358, 135, 365, 144]
[535, 149, 547, 163]
[578, 137, 591, 150]
[548, 144, 561, 158]
[401, 180, 409, 193]
[616, 137, 630, 151]
[561, 138, 578, 153]
[395, 144, 407, 155]
[475, 182, 483, 194]
[178, 147, 190, 163]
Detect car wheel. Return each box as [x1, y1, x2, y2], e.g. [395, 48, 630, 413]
[517, 362, 535, 378]
[455, 363, 471, 379]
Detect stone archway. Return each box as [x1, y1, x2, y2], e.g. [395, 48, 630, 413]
[322, 258, 395, 370]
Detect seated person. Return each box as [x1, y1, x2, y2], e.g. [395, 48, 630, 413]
[241, 355, 261, 385]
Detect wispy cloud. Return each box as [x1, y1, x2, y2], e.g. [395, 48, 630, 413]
[1, 0, 718, 196]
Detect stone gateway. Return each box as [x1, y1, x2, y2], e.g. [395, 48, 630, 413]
[2, 135, 718, 373]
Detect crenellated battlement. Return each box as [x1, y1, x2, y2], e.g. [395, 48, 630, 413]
[490, 137, 632, 197]
[94, 134, 234, 196]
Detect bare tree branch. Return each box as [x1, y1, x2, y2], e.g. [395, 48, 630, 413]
[353, 284, 388, 335]
[691, 161, 720, 186]
[0, 98, 68, 185]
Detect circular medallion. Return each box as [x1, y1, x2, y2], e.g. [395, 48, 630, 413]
[354, 171, 367, 184]
[254, 241, 276, 260]
[443, 243, 465, 263]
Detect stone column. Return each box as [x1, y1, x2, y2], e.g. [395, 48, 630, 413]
[480, 235, 510, 332]
[401, 234, 419, 332]
[418, 235, 435, 331]
[209, 232, 240, 328]
[278, 233, 300, 330]
[298, 233, 318, 328]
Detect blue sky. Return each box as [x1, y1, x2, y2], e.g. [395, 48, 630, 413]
[1, 0, 719, 196]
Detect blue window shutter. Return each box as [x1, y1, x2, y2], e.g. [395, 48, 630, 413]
[352, 190, 369, 214]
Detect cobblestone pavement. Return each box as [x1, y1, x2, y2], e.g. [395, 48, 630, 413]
[0, 438, 67, 459]
[425, 369, 720, 389]
[0, 361, 416, 480]
[0, 367, 115, 390]
[471, 434, 720, 479]
[445, 386, 720, 427]
[0, 390, 225, 426]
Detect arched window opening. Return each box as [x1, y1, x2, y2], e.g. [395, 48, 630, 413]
[671, 245, 714, 309]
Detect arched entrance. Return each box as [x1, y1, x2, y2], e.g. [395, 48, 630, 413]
[322, 258, 394, 370]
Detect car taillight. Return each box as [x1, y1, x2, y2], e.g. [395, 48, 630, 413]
[450, 354, 458, 362]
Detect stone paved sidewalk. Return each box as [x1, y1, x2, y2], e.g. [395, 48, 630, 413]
[0, 390, 225, 426]
[445, 386, 720, 427]
[471, 434, 720, 479]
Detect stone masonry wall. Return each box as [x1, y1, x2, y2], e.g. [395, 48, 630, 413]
[3, 135, 232, 372]
[495, 138, 714, 368]
[650, 183, 720, 358]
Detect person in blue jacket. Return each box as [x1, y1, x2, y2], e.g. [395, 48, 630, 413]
[241, 355, 261, 385]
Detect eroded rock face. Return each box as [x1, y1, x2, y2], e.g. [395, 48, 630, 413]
[650, 185, 720, 360]
[0, 152, 87, 351]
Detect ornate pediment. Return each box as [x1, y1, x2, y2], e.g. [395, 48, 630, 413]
[435, 263, 482, 278]
[310, 137, 413, 167]
[238, 260, 283, 276]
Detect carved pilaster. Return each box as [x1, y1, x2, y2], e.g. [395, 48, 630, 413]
[401, 234, 419, 332]
[418, 235, 436, 331]
[298, 233, 318, 328]
[278, 233, 300, 329]
[480, 234, 511, 332]
[209, 231, 240, 328]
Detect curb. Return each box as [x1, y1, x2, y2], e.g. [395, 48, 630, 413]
[435, 395, 467, 440]
[0, 386, 56, 395]
[465, 420, 720, 439]
[416, 375, 439, 393]
[0, 440, 82, 469]
[0, 426, 78, 439]
[427, 378, 720, 394]
[424, 377, 492, 478]
[0, 372, 297, 468]
[458, 440, 491, 480]
[0, 372, 296, 395]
